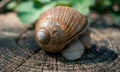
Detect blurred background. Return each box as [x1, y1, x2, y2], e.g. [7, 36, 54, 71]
[0, 0, 120, 29]
[1, 1, 120, 71]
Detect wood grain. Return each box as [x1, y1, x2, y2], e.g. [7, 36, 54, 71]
[1, 11, 120, 72]
[0, 31, 39, 72]
[0, 11, 120, 72]
[0, 27, 120, 72]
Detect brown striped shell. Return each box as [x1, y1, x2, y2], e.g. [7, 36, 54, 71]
[35, 6, 88, 52]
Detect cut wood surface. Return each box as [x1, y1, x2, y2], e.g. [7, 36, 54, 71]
[0, 13, 120, 72]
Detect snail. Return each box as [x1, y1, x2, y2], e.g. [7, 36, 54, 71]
[35, 6, 94, 60]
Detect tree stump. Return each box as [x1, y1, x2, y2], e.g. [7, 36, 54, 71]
[0, 13, 120, 72]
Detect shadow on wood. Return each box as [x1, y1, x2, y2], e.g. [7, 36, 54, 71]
[47, 44, 118, 65]
[0, 29, 119, 72]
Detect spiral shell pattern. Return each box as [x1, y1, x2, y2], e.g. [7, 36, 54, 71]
[35, 6, 87, 52]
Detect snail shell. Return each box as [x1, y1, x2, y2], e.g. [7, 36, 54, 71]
[35, 6, 88, 52]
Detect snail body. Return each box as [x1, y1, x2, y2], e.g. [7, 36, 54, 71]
[35, 6, 93, 60]
[61, 39, 85, 60]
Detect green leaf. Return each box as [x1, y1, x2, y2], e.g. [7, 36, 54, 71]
[73, 3, 90, 16]
[15, 1, 35, 12]
[17, 2, 55, 24]
[18, 11, 40, 24]
[37, 0, 51, 3]
[71, 0, 83, 4]
[72, 0, 95, 15]
[55, 0, 72, 6]
[103, 0, 111, 6]
[38, 2, 56, 14]
[83, 0, 95, 6]
[71, 0, 95, 6]
[6, 1, 17, 9]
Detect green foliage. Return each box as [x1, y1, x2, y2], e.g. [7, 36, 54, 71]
[72, 0, 95, 15]
[15, 1, 34, 12]
[6, 0, 95, 24]
[6, 0, 96, 24]
[6, 0, 120, 24]
[17, 2, 55, 24]
[37, 0, 51, 3]
[7, 1, 18, 9]
[91, 0, 120, 14]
